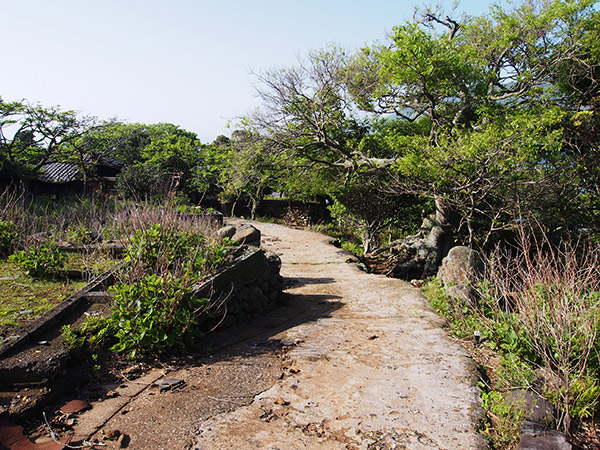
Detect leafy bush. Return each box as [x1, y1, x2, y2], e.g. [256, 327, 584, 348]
[63, 274, 211, 358]
[61, 315, 114, 350]
[9, 241, 66, 278]
[63, 224, 233, 357]
[107, 274, 210, 357]
[0, 220, 19, 257]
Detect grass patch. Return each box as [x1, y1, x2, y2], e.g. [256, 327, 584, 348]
[65, 252, 121, 275]
[0, 260, 87, 328]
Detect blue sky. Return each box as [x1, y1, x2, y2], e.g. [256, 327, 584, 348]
[1, 0, 497, 143]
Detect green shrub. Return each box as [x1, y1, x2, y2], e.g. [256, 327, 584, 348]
[107, 274, 210, 357]
[0, 221, 19, 257]
[480, 390, 526, 448]
[9, 241, 66, 278]
[61, 275, 211, 358]
[61, 316, 114, 350]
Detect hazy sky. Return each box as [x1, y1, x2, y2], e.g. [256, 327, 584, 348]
[1, 0, 497, 143]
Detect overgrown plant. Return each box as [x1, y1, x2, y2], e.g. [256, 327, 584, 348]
[480, 390, 527, 449]
[482, 229, 600, 432]
[9, 240, 66, 278]
[107, 274, 210, 357]
[0, 220, 19, 257]
[64, 223, 233, 357]
[424, 227, 600, 442]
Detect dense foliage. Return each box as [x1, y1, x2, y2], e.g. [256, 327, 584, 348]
[9, 240, 66, 278]
[238, 0, 600, 252]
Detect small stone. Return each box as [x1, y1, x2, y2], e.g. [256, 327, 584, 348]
[20, 310, 34, 315]
[104, 429, 121, 440]
[274, 397, 290, 406]
[287, 366, 301, 374]
[410, 279, 424, 288]
[153, 378, 185, 391]
[105, 389, 119, 398]
[38, 340, 49, 345]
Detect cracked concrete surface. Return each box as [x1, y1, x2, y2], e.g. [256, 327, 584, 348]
[189, 221, 485, 450]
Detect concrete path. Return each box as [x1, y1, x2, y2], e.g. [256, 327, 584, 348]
[189, 221, 485, 449]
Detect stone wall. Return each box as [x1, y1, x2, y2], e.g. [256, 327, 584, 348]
[190, 246, 284, 330]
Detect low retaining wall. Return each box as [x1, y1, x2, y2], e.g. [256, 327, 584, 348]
[0, 262, 125, 359]
[191, 246, 284, 329]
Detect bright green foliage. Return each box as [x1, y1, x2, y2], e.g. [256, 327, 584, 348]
[238, 1, 600, 250]
[480, 390, 527, 448]
[107, 274, 209, 357]
[361, 0, 600, 245]
[109, 123, 203, 199]
[0, 221, 19, 257]
[9, 241, 66, 278]
[64, 224, 233, 357]
[61, 316, 113, 350]
[124, 224, 230, 276]
[190, 138, 233, 201]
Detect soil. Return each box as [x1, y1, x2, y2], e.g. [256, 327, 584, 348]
[14, 220, 486, 450]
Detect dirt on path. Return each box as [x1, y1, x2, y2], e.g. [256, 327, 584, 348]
[68, 220, 485, 450]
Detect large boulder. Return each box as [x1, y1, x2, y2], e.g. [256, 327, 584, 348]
[437, 245, 483, 302]
[217, 225, 237, 240]
[232, 224, 261, 247]
[516, 421, 571, 450]
[504, 390, 556, 427]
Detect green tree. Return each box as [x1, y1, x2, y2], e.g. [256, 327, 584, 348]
[241, 0, 600, 277]
[219, 131, 279, 219]
[78, 121, 203, 200]
[357, 0, 600, 246]
[189, 136, 233, 203]
[0, 98, 97, 184]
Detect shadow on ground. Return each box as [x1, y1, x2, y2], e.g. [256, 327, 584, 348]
[0, 277, 344, 450]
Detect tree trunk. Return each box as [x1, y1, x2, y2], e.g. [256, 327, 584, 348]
[368, 195, 454, 280]
[362, 221, 379, 255]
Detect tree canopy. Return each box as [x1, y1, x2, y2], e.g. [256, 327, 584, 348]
[0, 98, 97, 183]
[237, 0, 600, 255]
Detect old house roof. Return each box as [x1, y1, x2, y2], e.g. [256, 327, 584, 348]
[37, 156, 124, 184]
[38, 162, 82, 184]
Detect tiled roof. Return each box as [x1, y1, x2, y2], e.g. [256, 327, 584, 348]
[38, 162, 82, 183]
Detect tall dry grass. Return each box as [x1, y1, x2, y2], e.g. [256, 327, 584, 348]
[0, 187, 218, 250]
[483, 226, 600, 432]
